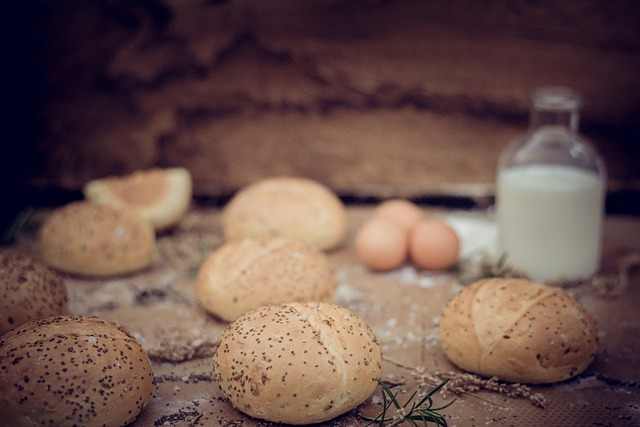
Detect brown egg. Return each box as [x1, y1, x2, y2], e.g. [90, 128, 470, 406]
[355, 217, 407, 271]
[374, 199, 424, 230]
[410, 219, 460, 270]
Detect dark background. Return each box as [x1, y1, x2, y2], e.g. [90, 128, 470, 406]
[5, 0, 640, 231]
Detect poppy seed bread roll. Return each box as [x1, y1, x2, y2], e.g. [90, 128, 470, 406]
[0, 250, 67, 335]
[196, 238, 336, 321]
[0, 316, 154, 427]
[39, 202, 156, 277]
[440, 278, 598, 384]
[222, 177, 347, 251]
[214, 302, 382, 424]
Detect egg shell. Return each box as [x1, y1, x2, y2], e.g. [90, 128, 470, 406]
[0, 250, 67, 335]
[0, 316, 154, 427]
[374, 199, 424, 230]
[214, 302, 383, 424]
[355, 217, 408, 271]
[410, 219, 460, 270]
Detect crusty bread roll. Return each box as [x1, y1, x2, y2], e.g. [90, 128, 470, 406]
[214, 302, 382, 424]
[222, 177, 347, 250]
[84, 167, 192, 230]
[39, 202, 156, 277]
[0, 250, 67, 335]
[440, 278, 598, 384]
[196, 238, 336, 321]
[0, 316, 154, 427]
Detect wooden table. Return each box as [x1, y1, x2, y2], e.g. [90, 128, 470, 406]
[14, 207, 640, 426]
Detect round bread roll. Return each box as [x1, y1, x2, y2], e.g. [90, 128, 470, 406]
[222, 177, 347, 250]
[0, 250, 67, 335]
[214, 302, 382, 424]
[39, 202, 156, 277]
[197, 238, 336, 321]
[440, 278, 598, 384]
[84, 167, 192, 230]
[0, 316, 154, 427]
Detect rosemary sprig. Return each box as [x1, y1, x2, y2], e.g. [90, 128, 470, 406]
[360, 380, 455, 426]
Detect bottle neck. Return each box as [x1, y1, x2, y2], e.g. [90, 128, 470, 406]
[529, 108, 579, 134]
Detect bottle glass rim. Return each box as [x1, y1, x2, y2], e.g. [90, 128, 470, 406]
[532, 86, 581, 112]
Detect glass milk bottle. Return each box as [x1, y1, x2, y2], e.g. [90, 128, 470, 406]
[496, 87, 606, 283]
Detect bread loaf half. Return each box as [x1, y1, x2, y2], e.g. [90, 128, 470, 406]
[84, 167, 192, 230]
[39, 202, 156, 277]
[222, 177, 347, 250]
[440, 278, 598, 383]
[214, 302, 382, 424]
[196, 238, 336, 321]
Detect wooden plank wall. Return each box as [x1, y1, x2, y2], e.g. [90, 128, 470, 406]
[28, 0, 640, 197]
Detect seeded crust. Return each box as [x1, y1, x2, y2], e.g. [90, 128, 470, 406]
[0, 316, 154, 427]
[222, 177, 347, 251]
[39, 202, 156, 277]
[196, 237, 337, 321]
[0, 250, 67, 335]
[440, 278, 599, 384]
[214, 302, 382, 424]
[84, 168, 192, 230]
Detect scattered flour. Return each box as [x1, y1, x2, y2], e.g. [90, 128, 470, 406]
[382, 265, 452, 289]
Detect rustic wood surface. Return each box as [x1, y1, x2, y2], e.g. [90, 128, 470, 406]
[13, 206, 640, 426]
[26, 1, 640, 196]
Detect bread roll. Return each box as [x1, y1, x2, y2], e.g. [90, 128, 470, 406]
[196, 238, 336, 321]
[0, 316, 154, 427]
[222, 177, 347, 250]
[440, 278, 598, 384]
[84, 167, 192, 230]
[214, 302, 382, 424]
[0, 250, 67, 335]
[39, 202, 156, 277]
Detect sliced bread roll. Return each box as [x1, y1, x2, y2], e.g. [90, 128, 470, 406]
[84, 167, 192, 230]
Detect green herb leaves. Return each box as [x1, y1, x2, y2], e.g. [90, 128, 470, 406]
[360, 380, 454, 426]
